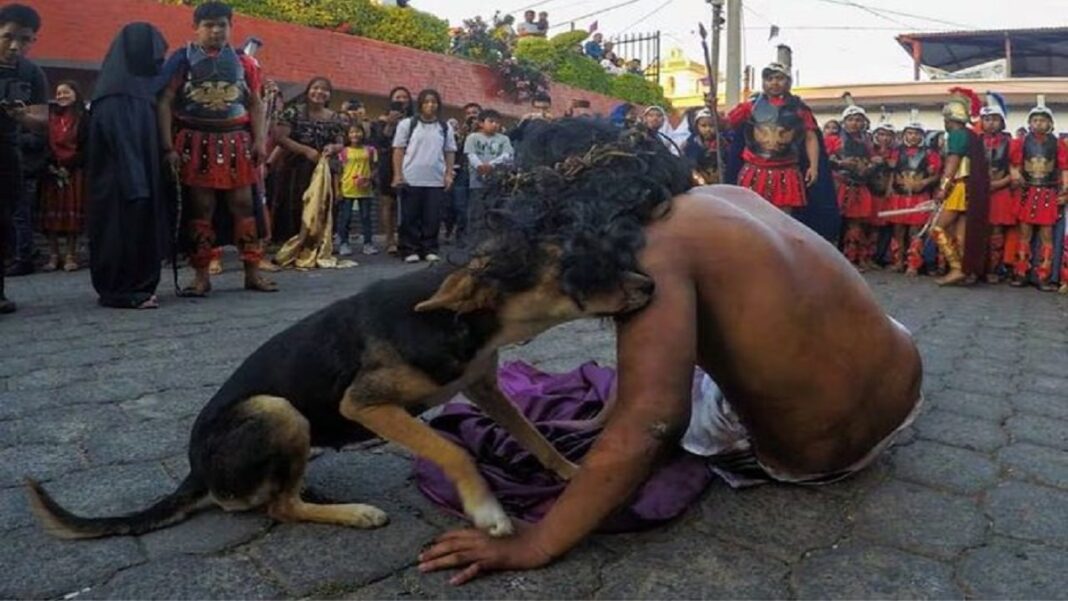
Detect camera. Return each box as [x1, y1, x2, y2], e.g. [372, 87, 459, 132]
[0, 78, 32, 107]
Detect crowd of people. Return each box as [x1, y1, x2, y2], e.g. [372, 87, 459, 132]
[3, 1, 1067, 319]
[632, 63, 1068, 295]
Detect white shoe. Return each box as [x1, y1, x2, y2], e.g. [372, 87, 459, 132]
[404, 254, 421, 264]
[338, 243, 352, 256]
[426, 253, 441, 263]
[362, 244, 379, 256]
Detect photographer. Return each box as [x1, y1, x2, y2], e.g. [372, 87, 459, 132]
[370, 87, 414, 254]
[0, 3, 48, 315]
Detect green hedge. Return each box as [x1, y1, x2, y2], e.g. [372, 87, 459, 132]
[162, 0, 449, 53]
[163, 2, 667, 105]
[515, 32, 670, 107]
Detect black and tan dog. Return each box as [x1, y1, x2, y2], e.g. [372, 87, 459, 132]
[26, 251, 653, 539]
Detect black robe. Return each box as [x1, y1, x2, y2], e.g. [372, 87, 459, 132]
[87, 23, 172, 308]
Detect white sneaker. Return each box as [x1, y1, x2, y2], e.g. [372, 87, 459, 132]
[362, 244, 379, 256]
[425, 253, 441, 262]
[404, 254, 421, 264]
[338, 243, 352, 256]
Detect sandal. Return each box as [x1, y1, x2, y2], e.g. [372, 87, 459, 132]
[179, 280, 212, 297]
[208, 257, 223, 275]
[63, 255, 78, 272]
[42, 255, 59, 272]
[258, 259, 282, 273]
[244, 276, 279, 292]
[135, 295, 159, 309]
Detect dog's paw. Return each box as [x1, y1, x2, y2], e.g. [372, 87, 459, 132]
[345, 503, 390, 528]
[468, 499, 514, 538]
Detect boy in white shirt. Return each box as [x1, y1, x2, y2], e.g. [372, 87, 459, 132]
[463, 110, 513, 240]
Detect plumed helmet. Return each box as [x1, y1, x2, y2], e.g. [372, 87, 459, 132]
[979, 91, 1007, 121]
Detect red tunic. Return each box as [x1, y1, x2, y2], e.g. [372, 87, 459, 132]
[168, 49, 263, 190]
[727, 95, 817, 208]
[1009, 134, 1068, 225]
[828, 133, 875, 219]
[39, 106, 87, 234]
[887, 146, 940, 227]
[868, 144, 895, 226]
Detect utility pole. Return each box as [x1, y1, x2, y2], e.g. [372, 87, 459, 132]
[725, 0, 742, 106]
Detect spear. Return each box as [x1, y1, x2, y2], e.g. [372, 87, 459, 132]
[698, 21, 725, 182]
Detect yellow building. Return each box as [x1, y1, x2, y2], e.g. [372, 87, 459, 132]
[659, 47, 720, 109]
[659, 47, 734, 110]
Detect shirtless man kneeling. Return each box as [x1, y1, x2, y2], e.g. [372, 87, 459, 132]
[420, 121, 923, 585]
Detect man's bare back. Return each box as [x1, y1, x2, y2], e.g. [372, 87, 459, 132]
[632, 185, 922, 477]
[419, 123, 925, 584]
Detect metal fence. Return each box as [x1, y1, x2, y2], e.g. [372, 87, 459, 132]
[609, 31, 661, 83]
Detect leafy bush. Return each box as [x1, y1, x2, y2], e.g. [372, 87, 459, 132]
[161, 0, 448, 53]
[449, 16, 510, 63]
[554, 54, 613, 95]
[611, 74, 671, 109]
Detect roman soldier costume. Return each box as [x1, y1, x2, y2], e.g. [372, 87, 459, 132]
[163, 42, 264, 274]
[868, 115, 896, 227]
[827, 97, 874, 265]
[930, 87, 990, 282]
[979, 92, 1016, 280]
[1009, 96, 1068, 288]
[725, 63, 818, 209]
[888, 114, 941, 274]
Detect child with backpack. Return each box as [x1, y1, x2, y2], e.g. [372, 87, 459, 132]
[391, 88, 457, 263]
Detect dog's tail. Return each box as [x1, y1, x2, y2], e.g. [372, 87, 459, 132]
[24, 474, 208, 539]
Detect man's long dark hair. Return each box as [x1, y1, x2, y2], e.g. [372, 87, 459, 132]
[476, 118, 691, 301]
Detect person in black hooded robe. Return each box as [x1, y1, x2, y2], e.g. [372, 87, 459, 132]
[87, 22, 171, 309]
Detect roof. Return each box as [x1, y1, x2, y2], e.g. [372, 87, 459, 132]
[896, 28, 1068, 78]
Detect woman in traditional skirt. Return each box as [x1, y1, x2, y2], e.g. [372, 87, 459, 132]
[38, 81, 88, 272]
[268, 76, 346, 245]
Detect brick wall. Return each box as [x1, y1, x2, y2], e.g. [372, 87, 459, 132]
[29, 0, 625, 119]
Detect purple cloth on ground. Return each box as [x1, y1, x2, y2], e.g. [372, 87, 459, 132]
[413, 361, 712, 533]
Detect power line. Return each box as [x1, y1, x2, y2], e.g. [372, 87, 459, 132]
[547, 0, 645, 31]
[619, 0, 676, 34]
[806, 0, 973, 29]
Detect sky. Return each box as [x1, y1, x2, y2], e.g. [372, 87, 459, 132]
[421, 0, 1062, 87]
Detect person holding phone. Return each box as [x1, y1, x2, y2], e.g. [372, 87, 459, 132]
[371, 87, 413, 254]
[0, 3, 48, 315]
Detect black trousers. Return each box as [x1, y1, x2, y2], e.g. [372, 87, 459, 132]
[399, 186, 444, 257]
[0, 144, 22, 300]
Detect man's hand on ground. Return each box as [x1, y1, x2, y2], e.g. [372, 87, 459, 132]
[418, 524, 552, 586]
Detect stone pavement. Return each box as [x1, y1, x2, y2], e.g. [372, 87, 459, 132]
[2, 253, 1067, 600]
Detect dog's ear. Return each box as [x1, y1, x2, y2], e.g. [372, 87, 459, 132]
[415, 270, 496, 314]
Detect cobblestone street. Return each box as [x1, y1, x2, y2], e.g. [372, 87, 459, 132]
[2, 253, 1067, 599]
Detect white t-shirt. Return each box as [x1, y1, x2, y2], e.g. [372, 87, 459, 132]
[392, 117, 458, 187]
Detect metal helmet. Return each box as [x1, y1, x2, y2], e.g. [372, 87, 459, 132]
[979, 91, 1007, 121]
[1027, 94, 1054, 124]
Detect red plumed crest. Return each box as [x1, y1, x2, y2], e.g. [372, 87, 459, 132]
[948, 87, 982, 117]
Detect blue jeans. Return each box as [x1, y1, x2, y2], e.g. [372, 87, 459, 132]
[11, 176, 37, 264]
[445, 184, 469, 240]
[337, 197, 376, 245]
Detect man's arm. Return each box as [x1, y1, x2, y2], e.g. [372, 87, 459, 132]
[157, 86, 177, 167]
[804, 130, 820, 185]
[419, 235, 698, 584]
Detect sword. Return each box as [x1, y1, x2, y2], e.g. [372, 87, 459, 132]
[697, 22, 725, 182]
[170, 164, 185, 297]
[917, 199, 945, 239]
[877, 200, 936, 218]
